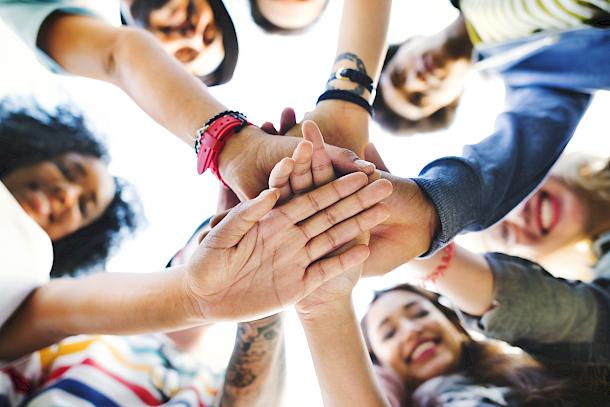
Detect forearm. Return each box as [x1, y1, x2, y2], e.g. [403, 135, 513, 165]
[315, 0, 391, 155]
[0, 266, 200, 361]
[413, 87, 591, 253]
[299, 300, 390, 407]
[39, 14, 226, 146]
[221, 314, 285, 407]
[413, 245, 494, 316]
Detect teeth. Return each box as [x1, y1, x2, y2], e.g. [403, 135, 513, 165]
[412, 340, 435, 361]
[540, 196, 553, 232]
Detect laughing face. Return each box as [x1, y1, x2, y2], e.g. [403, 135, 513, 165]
[365, 290, 466, 387]
[146, 0, 225, 77]
[379, 35, 470, 121]
[486, 176, 587, 258]
[2, 153, 115, 241]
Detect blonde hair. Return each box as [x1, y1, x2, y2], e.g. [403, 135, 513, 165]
[552, 152, 610, 239]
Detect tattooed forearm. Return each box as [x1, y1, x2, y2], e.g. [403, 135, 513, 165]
[327, 52, 369, 96]
[221, 315, 285, 406]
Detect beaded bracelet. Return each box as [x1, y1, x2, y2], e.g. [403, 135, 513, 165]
[423, 241, 456, 284]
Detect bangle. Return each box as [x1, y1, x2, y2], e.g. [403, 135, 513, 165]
[317, 89, 373, 116]
[327, 67, 374, 93]
[423, 242, 456, 284]
[194, 110, 251, 187]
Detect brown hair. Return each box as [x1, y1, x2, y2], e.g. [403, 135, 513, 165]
[361, 284, 579, 407]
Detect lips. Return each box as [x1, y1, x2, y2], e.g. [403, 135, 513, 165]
[536, 191, 560, 236]
[406, 338, 439, 365]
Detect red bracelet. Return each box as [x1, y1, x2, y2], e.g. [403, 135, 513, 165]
[195, 111, 251, 187]
[423, 241, 456, 284]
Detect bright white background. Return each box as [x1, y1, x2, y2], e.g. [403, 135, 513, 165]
[1, 0, 608, 405]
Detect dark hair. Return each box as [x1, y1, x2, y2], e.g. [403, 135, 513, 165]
[0, 100, 140, 278]
[128, 0, 239, 86]
[372, 42, 459, 135]
[248, 0, 328, 34]
[361, 284, 581, 407]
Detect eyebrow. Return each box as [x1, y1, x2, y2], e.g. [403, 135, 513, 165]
[377, 301, 418, 329]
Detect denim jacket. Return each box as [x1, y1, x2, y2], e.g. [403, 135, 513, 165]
[413, 27, 610, 254]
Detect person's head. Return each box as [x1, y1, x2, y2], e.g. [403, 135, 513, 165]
[485, 153, 610, 259]
[373, 33, 471, 134]
[362, 284, 579, 406]
[124, 0, 238, 86]
[363, 284, 469, 388]
[248, 0, 328, 34]
[0, 102, 139, 277]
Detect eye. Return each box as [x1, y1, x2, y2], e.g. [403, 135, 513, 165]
[390, 68, 406, 88]
[413, 309, 429, 319]
[382, 328, 396, 341]
[56, 161, 75, 182]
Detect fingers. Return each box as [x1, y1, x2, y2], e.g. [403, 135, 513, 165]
[269, 157, 295, 201]
[206, 188, 280, 248]
[303, 245, 370, 295]
[302, 120, 335, 186]
[210, 209, 231, 229]
[299, 179, 393, 240]
[217, 186, 241, 212]
[279, 107, 297, 135]
[326, 145, 375, 176]
[290, 140, 314, 194]
[305, 203, 390, 261]
[364, 142, 390, 172]
[278, 172, 370, 223]
[261, 122, 279, 135]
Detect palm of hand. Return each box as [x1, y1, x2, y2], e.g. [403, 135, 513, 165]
[187, 213, 315, 321]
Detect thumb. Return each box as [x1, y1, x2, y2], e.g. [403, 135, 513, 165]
[206, 188, 280, 248]
[364, 142, 390, 172]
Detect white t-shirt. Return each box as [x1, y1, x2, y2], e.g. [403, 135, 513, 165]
[0, 181, 52, 328]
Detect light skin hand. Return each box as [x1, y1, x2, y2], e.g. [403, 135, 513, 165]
[185, 164, 393, 322]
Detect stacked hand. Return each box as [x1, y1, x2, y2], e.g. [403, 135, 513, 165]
[185, 128, 392, 322]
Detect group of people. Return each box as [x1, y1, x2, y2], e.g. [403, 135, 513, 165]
[1, 0, 609, 406]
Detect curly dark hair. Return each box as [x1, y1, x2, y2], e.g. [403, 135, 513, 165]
[248, 0, 328, 34]
[372, 42, 459, 135]
[0, 100, 141, 278]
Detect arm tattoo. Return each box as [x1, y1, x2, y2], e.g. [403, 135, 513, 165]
[327, 52, 369, 96]
[221, 316, 285, 406]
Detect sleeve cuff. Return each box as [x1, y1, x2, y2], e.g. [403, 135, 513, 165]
[411, 157, 482, 256]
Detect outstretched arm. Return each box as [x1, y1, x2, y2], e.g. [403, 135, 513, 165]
[221, 315, 285, 407]
[411, 244, 610, 369]
[287, 0, 392, 156]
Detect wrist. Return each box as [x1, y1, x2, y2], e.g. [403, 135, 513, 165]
[296, 296, 353, 324]
[217, 126, 265, 191]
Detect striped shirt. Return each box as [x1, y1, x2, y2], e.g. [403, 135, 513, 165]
[457, 0, 610, 44]
[1, 334, 222, 406]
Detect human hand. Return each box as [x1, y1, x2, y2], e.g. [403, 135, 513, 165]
[265, 121, 392, 316]
[218, 123, 374, 201]
[185, 167, 392, 322]
[285, 100, 370, 158]
[361, 143, 440, 276]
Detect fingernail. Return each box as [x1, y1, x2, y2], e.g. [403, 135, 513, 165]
[356, 160, 375, 170]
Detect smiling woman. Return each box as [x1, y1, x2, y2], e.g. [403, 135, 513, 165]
[0, 101, 139, 277]
[361, 284, 577, 407]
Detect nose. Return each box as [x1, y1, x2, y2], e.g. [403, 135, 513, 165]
[398, 318, 423, 341]
[50, 183, 81, 217]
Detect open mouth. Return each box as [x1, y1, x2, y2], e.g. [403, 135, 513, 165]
[536, 191, 560, 236]
[406, 338, 440, 365]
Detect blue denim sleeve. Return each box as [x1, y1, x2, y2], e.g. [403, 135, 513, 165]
[412, 85, 591, 254]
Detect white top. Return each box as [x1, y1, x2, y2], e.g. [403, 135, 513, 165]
[0, 0, 121, 72]
[0, 181, 52, 329]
